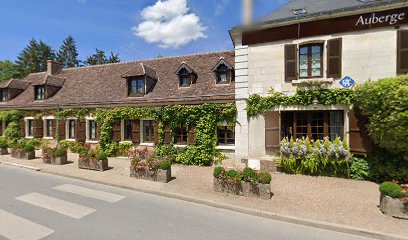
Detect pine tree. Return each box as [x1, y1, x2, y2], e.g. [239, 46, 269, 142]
[84, 49, 106, 66]
[107, 51, 120, 63]
[57, 35, 79, 68]
[15, 38, 55, 76]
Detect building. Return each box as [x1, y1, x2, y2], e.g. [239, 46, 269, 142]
[0, 51, 236, 149]
[230, 0, 408, 163]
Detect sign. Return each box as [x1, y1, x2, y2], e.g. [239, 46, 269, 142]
[339, 76, 355, 89]
[356, 12, 406, 26]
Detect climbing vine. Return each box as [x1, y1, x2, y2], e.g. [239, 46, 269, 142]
[246, 88, 354, 117]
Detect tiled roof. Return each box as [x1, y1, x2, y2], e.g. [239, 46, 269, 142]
[32, 75, 65, 87]
[257, 0, 400, 24]
[0, 51, 235, 109]
[0, 79, 31, 90]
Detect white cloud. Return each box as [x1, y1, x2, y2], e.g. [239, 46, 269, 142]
[214, 0, 230, 16]
[132, 0, 206, 49]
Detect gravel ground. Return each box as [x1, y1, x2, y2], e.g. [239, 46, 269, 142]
[1, 151, 407, 236]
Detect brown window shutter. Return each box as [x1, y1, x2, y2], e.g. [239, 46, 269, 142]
[265, 111, 280, 150]
[112, 120, 121, 142]
[284, 44, 298, 82]
[58, 120, 65, 141]
[164, 123, 171, 144]
[154, 123, 159, 145]
[188, 126, 195, 145]
[33, 119, 43, 138]
[327, 38, 342, 79]
[0, 121, 3, 136]
[397, 30, 408, 75]
[349, 108, 373, 154]
[52, 120, 57, 139]
[19, 119, 25, 138]
[76, 120, 86, 142]
[131, 120, 140, 144]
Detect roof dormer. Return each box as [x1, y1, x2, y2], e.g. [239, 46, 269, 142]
[212, 58, 234, 84]
[175, 62, 197, 87]
[0, 79, 30, 102]
[121, 63, 158, 97]
[33, 75, 65, 101]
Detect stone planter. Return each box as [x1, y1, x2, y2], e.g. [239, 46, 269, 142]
[213, 178, 272, 199]
[51, 155, 68, 165]
[14, 150, 35, 160]
[380, 193, 408, 220]
[78, 158, 108, 172]
[130, 168, 172, 183]
[25, 151, 36, 160]
[11, 149, 18, 158]
[0, 148, 8, 155]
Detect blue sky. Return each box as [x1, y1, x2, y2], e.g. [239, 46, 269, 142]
[0, 0, 286, 62]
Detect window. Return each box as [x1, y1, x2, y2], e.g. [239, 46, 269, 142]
[128, 79, 145, 97]
[68, 120, 76, 139]
[35, 86, 46, 100]
[176, 125, 188, 144]
[0, 89, 9, 102]
[299, 44, 323, 78]
[124, 120, 133, 141]
[281, 111, 344, 141]
[27, 120, 34, 137]
[88, 120, 97, 140]
[143, 120, 154, 143]
[217, 126, 235, 145]
[216, 64, 230, 84]
[179, 75, 191, 87]
[45, 119, 53, 138]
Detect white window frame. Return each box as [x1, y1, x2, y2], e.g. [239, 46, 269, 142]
[120, 120, 133, 144]
[85, 117, 98, 144]
[24, 117, 34, 139]
[42, 116, 55, 140]
[65, 117, 77, 142]
[140, 119, 154, 146]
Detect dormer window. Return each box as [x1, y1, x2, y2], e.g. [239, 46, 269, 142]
[176, 62, 197, 88]
[35, 86, 46, 100]
[179, 71, 192, 87]
[212, 58, 233, 84]
[0, 89, 9, 102]
[128, 78, 145, 97]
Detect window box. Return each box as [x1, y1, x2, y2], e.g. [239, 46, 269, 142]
[78, 158, 108, 172]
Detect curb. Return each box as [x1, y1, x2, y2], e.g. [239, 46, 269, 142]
[1, 162, 41, 171]
[39, 169, 407, 240]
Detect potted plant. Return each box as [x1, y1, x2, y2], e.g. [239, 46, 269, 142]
[256, 172, 272, 200]
[0, 137, 8, 155]
[42, 146, 68, 165]
[23, 143, 35, 160]
[379, 181, 408, 219]
[156, 159, 172, 183]
[78, 148, 109, 171]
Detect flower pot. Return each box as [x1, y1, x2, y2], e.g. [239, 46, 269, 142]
[241, 181, 255, 197]
[78, 158, 109, 172]
[11, 149, 18, 158]
[213, 178, 224, 192]
[17, 150, 26, 159]
[52, 155, 68, 165]
[257, 183, 272, 200]
[0, 148, 8, 155]
[156, 168, 171, 183]
[25, 151, 36, 160]
[380, 193, 408, 220]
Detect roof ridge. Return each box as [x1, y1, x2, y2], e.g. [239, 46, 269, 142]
[62, 50, 234, 72]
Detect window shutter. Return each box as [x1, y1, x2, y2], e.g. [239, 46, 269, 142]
[76, 120, 86, 142]
[112, 120, 121, 142]
[19, 119, 25, 138]
[265, 111, 280, 149]
[188, 126, 195, 145]
[327, 38, 342, 79]
[51, 120, 57, 139]
[284, 44, 298, 82]
[397, 30, 408, 75]
[164, 123, 171, 144]
[58, 120, 65, 141]
[154, 123, 159, 145]
[33, 119, 43, 138]
[131, 120, 140, 144]
[349, 108, 372, 154]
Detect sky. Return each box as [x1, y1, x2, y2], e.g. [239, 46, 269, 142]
[0, 0, 287, 62]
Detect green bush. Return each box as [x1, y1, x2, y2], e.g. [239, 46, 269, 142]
[367, 148, 408, 182]
[226, 169, 239, 178]
[53, 148, 67, 158]
[0, 137, 8, 148]
[242, 167, 256, 182]
[159, 160, 172, 170]
[213, 166, 223, 178]
[257, 172, 272, 184]
[350, 157, 370, 180]
[379, 182, 407, 198]
[23, 144, 35, 152]
[96, 151, 108, 161]
[4, 122, 20, 140]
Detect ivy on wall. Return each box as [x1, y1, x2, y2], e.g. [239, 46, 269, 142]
[246, 88, 354, 117]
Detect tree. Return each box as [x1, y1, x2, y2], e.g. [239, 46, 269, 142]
[107, 51, 120, 63]
[15, 38, 55, 76]
[84, 49, 120, 65]
[0, 60, 22, 81]
[56, 35, 79, 68]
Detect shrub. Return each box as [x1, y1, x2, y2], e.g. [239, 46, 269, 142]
[0, 137, 8, 148]
[257, 172, 272, 184]
[367, 148, 408, 182]
[213, 166, 224, 178]
[23, 144, 35, 152]
[350, 157, 370, 180]
[96, 151, 108, 161]
[159, 160, 172, 170]
[53, 148, 67, 158]
[4, 122, 20, 140]
[226, 169, 239, 178]
[242, 167, 256, 182]
[379, 181, 407, 198]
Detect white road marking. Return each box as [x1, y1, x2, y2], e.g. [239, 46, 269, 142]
[16, 193, 96, 219]
[0, 209, 53, 240]
[53, 184, 125, 203]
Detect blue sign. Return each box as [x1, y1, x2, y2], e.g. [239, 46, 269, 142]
[339, 76, 355, 88]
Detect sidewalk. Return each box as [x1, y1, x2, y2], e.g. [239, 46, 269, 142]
[1, 151, 407, 239]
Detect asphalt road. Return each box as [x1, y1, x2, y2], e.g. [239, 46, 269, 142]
[0, 164, 374, 240]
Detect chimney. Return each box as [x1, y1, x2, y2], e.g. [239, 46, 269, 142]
[47, 60, 63, 75]
[243, 0, 253, 25]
